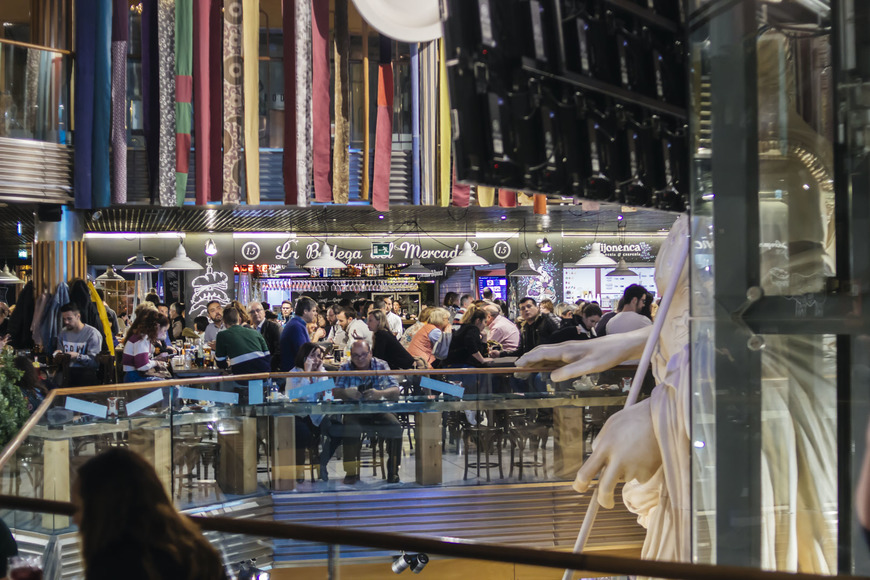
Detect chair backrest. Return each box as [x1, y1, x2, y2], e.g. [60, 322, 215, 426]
[96, 353, 117, 385]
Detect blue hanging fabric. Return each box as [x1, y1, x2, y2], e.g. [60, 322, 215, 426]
[73, 0, 96, 209]
[92, 0, 113, 208]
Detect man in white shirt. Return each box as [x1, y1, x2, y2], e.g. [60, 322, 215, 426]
[332, 306, 372, 351]
[603, 284, 652, 336]
[382, 297, 403, 337]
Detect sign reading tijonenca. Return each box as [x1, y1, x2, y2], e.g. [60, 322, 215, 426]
[238, 236, 515, 265]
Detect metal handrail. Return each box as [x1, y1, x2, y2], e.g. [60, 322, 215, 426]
[0, 38, 71, 55]
[0, 494, 858, 580]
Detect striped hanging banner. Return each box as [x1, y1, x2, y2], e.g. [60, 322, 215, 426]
[498, 189, 517, 207]
[73, 0, 96, 209]
[437, 39, 450, 207]
[451, 165, 470, 207]
[242, 0, 259, 204]
[371, 35, 393, 213]
[175, 0, 193, 206]
[223, 0, 244, 204]
[410, 43, 421, 205]
[477, 186, 494, 207]
[141, 0, 159, 202]
[92, 0, 112, 209]
[208, 0, 223, 201]
[311, 0, 332, 202]
[157, 0, 177, 206]
[419, 41, 437, 206]
[332, 0, 349, 204]
[360, 21, 370, 200]
[111, 0, 128, 204]
[295, 0, 312, 205]
[533, 193, 548, 214]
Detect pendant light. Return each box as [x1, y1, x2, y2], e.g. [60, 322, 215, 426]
[605, 257, 638, 277]
[123, 238, 159, 273]
[0, 264, 24, 285]
[399, 221, 436, 276]
[95, 266, 124, 282]
[574, 242, 617, 266]
[446, 241, 488, 267]
[509, 220, 540, 277]
[304, 242, 347, 269]
[276, 256, 311, 277]
[160, 240, 204, 271]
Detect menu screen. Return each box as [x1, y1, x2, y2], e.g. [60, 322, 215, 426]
[478, 276, 508, 300]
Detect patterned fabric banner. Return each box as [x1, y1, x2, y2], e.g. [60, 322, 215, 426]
[242, 0, 260, 204]
[371, 35, 393, 213]
[175, 0, 193, 206]
[141, 0, 160, 203]
[157, 0, 177, 206]
[419, 41, 437, 206]
[223, 0, 244, 204]
[92, 0, 112, 208]
[111, 0, 128, 204]
[477, 186, 495, 207]
[192, 0, 221, 204]
[311, 0, 332, 202]
[360, 22, 370, 201]
[281, 0, 312, 205]
[410, 42, 421, 205]
[332, 0, 350, 205]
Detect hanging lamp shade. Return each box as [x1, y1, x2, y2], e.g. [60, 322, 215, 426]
[508, 257, 540, 277]
[399, 259, 436, 276]
[445, 241, 489, 267]
[575, 242, 617, 267]
[95, 266, 124, 281]
[304, 243, 347, 269]
[123, 252, 159, 273]
[605, 257, 638, 277]
[276, 257, 311, 277]
[161, 241, 204, 270]
[0, 265, 24, 285]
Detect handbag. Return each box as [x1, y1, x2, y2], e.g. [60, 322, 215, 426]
[432, 330, 452, 360]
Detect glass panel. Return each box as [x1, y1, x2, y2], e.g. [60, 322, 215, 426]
[0, 42, 70, 143]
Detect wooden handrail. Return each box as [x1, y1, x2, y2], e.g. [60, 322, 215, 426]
[0, 494, 858, 580]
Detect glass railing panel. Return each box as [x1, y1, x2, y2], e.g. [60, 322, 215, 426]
[0, 41, 71, 144]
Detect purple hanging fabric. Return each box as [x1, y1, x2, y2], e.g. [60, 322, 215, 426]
[73, 0, 96, 209]
[111, 0, 128, 204]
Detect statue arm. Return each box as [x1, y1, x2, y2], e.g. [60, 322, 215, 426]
[516, 326, 651, 382]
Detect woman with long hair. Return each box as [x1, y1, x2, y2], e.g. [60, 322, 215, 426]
[230, 300, 252, 327]
[367, 310, 416, 370]
[407, 307, 452, 367]
[122, 310, 170, 382]
[74, 448, 226, 580]
[13, 356, 46, 414]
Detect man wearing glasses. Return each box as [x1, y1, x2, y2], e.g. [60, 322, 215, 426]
[333, 340, 402, 484]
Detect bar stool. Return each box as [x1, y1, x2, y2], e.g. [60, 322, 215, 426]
[461, 425, 503, 482]
[507, 422, 550, 480]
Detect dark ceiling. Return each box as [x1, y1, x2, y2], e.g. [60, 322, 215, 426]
[1, 202, 683, 262]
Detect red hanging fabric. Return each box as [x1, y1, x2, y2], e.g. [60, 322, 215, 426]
[372, 35, 393, 212]
[498, 189, 517, 207]
[451, 166, 470, 207]
[533, 193, 548, 214]
[311, 0, 332, 202]
[282, 0, 298, 204]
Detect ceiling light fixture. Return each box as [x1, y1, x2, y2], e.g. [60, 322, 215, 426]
[0, 264, 24, 285]
[304, 242, 347, 269]
[123, 238, 159, 273]
[160, 240, 204, 271]
[536, 237, 552, 253]
[574, 242, 617, 266]
[445, 240, 489, 267]
[276, 256, 311, 278]
[509, 220, 540, 277]
[204, 238, 218, 256]
[605, 257, 638, 277]
[95, 266, 124, 281]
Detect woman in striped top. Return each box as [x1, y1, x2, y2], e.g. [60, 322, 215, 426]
[122, 310, 171, 382]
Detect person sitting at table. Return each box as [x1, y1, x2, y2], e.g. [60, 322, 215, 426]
[334, 340, 402, 484]
[202, 300, 226, 345]
[483, 304, 520, 353]
[122, 310, 171, 382]
[544, 304, 603, 344]
[280, 296, 317, 372]
[399, 307, 429, 349]
[287, 342, 341, 481]
[214, 306, 271, 377]
[168, 302, 185, 343]
[407, 307, 451, 368]
[248, 301, 281, 372]
[492, 297, 560, 394]
[443, 307, 493, 418]
[368, 310, 417, 371]
[332, 306, 372, 353]
[13, 355, 46, 414]
[55, 302, 104, 387]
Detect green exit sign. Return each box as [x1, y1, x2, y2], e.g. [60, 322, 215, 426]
[371, 242, 392, 258]
[17, 249, 27, 259]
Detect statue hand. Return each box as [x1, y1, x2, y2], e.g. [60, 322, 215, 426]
[516, 326, 651, 382]
[573, 399, 661, 509]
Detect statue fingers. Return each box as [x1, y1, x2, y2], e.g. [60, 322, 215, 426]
[596, 466, 621, 510]
[573, 453, 605, 494]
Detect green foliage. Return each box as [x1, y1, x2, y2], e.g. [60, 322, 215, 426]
[0, 348, 29, 448]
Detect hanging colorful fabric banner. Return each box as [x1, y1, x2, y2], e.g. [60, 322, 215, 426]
[294, 0, 312, 206]
[242, 0, 259, 204]
[477, 186, 494, 207]
[332, 0, 350, 205]
[533, 193, 548, 214]
[372, 35, 393, 213]
[157, 0, 177, 206]
[175, 0, 193, 206]
[223, 0, 244, 204]
[92, 0, 112, 208]
[192, 0, 221, 204]
[281, 0, 298, 204]
[311, 0, 332, 202]
[419, 41, 437, 206]
[141, 0, 160, 203]
[451, 165, 470, 207]
[360, 22, 370, 201]
[410, 43, 421, 205]
[111, 0, 127, 204]
[498, 189, 517, 207]
[73, 0, 96, 209]
[437, 39, 451, 207]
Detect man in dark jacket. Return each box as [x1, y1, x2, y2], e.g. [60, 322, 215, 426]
[279, 296, 317, 371]
[494, 296, 560, 394]
[248, 300, 281, 371]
